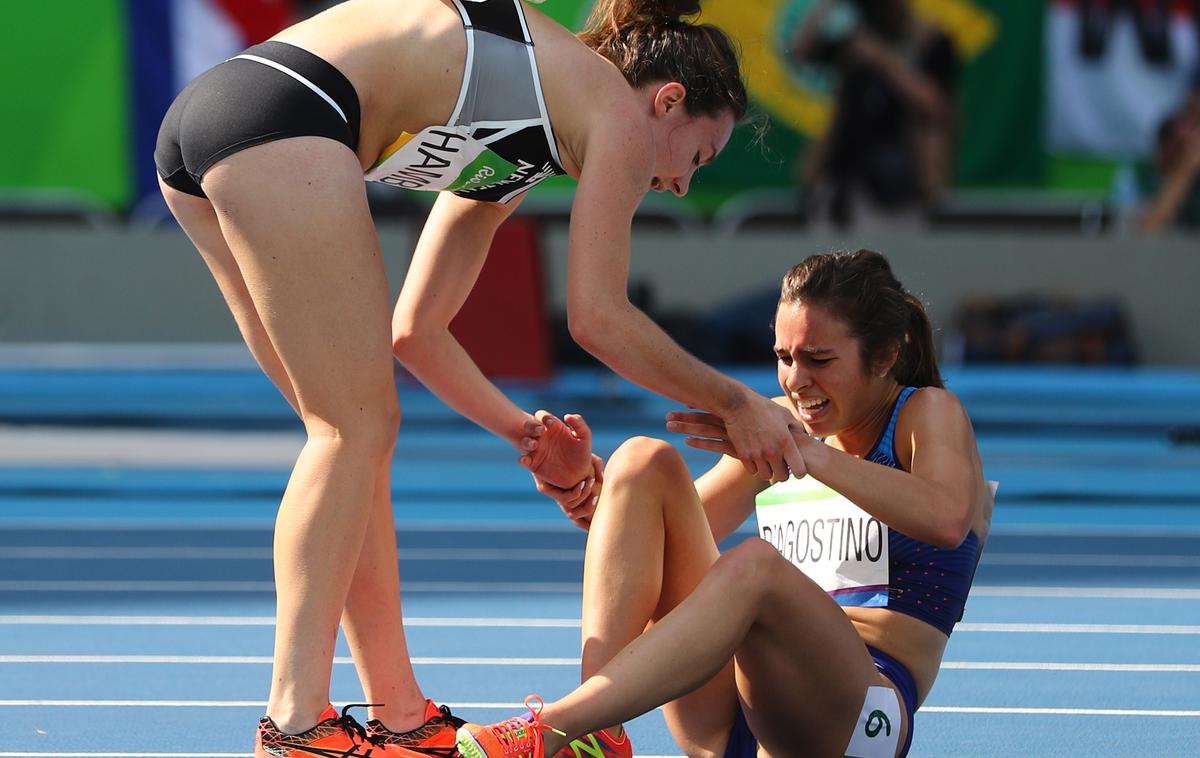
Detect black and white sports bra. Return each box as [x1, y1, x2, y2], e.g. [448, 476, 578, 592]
[364, 0, 568, 203]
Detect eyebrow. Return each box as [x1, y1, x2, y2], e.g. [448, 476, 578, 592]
[774, 346, 834, 355]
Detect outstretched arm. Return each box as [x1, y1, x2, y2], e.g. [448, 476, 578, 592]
[392, 192, 590, 488]
[565, 121, 805, 484]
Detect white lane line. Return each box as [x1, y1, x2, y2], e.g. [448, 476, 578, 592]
[970, 586, 1200, 599]
[921, 706, 1200, 717]
[1, 656, 1196, 672]
[957, 622, 1200, 634]
[0, 754, 252, 757]
[5, 547, 1196, 567]
[0, 547, 583, 561]
[982, 553, 1200, 568]
[0, 755, 676, 758]
[7, 547, 1198, 569]
[0, 581, 583, 593]
[3, 617, 1200, 635]
[1, 701, 1197, 718]
[6, 582, 1200, 598]
[0, 615, 582, 627]
[0, 753, 691, 758]
[0, 700, 522, 708]
[939, 662, 1200, 672]
[0, 655, 579, 665]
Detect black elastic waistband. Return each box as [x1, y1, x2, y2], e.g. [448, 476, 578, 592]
[236, 41, 362, 133]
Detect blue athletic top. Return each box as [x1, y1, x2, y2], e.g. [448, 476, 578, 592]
[861, 386, 982, 636]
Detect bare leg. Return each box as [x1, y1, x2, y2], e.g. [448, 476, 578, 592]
[542, 538, 903, 758]
[578, 438, 737, 755]
[161, 176, 428, 731]
[340, 446, 428, 730]
[167, 137, 420, 732]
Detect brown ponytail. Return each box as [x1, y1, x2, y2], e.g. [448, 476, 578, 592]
[779, 249, 944, 388]
[579, 1, 747, 120]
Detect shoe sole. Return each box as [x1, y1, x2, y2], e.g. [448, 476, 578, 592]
[456, 728, 491, 758]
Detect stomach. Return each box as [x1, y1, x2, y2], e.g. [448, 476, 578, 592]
[844, 606, 950, 705]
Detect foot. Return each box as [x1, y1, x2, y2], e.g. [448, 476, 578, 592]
[366, 699, 465, 758]
[551, 727, 632, 758]
[456, 695, 564, 758]
[256, 704, 379, 757]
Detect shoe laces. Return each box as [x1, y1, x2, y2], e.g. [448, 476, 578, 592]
[487, 696, 565, 758]
[337, 703, 383, 750]
[434, 703, 466, 730]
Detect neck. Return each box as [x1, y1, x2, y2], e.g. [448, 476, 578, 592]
[828, 381, 903, 457]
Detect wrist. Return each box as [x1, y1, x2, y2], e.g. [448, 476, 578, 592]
[713, 380, 751, 418]
[797, 433, 829, 472]
[508, 411, 539, 450]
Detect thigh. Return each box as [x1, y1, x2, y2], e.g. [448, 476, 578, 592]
[201, 137, 395, 425]
[159, 177, 299, 411]
[731, 543, 906, 758]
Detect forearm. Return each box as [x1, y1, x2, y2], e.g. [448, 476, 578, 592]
[573, 300, 748, 416]
[394, 326, 531, 449]
[802, 439, 970, 547]
[1140, 167, 1200, 234]
[849, 33, 948, 122]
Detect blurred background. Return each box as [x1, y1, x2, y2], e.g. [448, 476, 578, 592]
[2, 0, 1198, 372]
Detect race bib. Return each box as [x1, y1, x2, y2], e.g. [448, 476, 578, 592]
[365, 126, 522, 193]
[845, 686, 903, 758]
[755, 476, 889, 607]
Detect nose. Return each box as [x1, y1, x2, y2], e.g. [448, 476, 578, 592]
[671, 171, 694, 197]
[785, 364, 811, 394]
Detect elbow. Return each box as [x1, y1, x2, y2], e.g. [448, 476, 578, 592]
[566, 303, 611, 358]
[391, 322, 425, 365]
[929, 505, 974, 549]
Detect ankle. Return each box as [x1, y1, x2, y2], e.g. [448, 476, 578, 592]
[266, 700, 329, 735]
[369, 697, 428, 733]
[541, 733, 566, 757]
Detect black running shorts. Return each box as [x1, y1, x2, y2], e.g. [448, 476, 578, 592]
[155, 41, 361, 198]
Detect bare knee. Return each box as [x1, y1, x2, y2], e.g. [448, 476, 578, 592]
[709, 538, 791, 606]
[301, 383, 400, 461]
[606, 436, 691, 490]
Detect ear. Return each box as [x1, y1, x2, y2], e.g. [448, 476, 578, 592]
[652, 82, 688, 117]
[872, 340, 901, 378]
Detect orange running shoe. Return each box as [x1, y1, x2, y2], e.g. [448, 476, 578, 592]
[551, 728, 632, 758]
[255, 703, 382, 758]
[456, 695, 565, 758]
[366, 699, 465, 757]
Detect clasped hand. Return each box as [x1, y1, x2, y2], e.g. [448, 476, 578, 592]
[518, 410, 602, 530]
[665, 398, 808, 483]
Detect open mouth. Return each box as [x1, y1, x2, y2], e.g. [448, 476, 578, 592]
[796, 397, 829, 421]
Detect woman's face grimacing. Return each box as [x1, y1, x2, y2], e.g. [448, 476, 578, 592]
[774, 301, 898, 441]
[649, 83, 735, 197]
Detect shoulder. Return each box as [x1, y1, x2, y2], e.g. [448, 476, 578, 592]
[898, 386, 973, 435]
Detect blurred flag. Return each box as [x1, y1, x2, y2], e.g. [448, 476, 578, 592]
[129, 0, 294, 207]
[1047, 0, 1199, 157]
